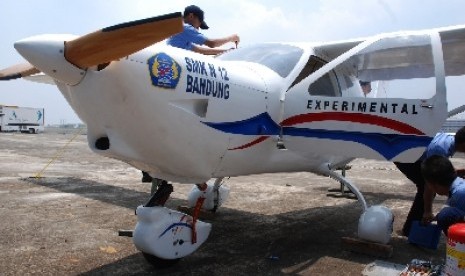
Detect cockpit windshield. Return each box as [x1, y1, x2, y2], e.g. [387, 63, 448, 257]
[217, 44, 303, 78]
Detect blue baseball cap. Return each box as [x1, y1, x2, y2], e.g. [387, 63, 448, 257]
[184, 5, 209, 29]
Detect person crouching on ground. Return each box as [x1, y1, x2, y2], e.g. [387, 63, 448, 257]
[421, 155, 465, 235]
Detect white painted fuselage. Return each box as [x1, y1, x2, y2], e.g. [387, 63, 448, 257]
[16, 27, 459, 183]
[56, 44, 343, 182]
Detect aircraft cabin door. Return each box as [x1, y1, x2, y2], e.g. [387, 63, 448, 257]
[281, 32, 448, 163]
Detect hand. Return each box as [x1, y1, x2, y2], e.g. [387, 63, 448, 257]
[216, 48, 236, 56]
[421, 212, 435, 225]
[456, 169, 465, 178]
[230, 34, 240, 46]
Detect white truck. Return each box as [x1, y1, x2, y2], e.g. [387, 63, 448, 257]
[0, 105, 45, 134]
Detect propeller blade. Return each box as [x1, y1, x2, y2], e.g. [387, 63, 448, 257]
[0, 63, 40, 80]
[65, 12, 183, 69]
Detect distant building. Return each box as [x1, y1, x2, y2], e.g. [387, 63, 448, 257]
[441, 119, 465, 133]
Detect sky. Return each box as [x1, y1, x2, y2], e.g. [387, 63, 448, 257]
[1, 0, 465, 124]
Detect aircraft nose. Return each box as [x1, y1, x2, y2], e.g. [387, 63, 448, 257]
[14, 34, 85, 85]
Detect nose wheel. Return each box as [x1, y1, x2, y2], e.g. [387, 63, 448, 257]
[132, 181, 212, 267]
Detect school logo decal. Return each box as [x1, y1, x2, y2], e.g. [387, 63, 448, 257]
[148, 53, 181, 89]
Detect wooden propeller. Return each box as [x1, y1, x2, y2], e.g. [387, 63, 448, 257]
[64, 12, 183, 69]
[0, 12, 183, 81]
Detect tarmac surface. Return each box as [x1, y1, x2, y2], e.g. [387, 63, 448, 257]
[1, 129, 464, 275]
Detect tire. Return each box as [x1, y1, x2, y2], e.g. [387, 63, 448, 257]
[141, 252, 180, 268]
[29, 128, 35, 134]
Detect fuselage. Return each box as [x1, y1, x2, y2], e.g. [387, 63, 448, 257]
[11, 28, 455, 183]
[55, 43, 351, 182]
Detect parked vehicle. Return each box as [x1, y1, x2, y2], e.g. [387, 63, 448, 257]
[0, 105, 44, 133]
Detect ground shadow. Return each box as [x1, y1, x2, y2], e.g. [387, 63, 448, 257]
[80, 202, 445, 275]
[24, 177, 446, 275]
[24, 176, 184, 210]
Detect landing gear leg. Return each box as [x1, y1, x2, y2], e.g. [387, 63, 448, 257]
[323, 164, 394, 244]
[328, 165, 355, 198]
[324, 167, 367, 211]
[145, 179, 172, 207]
[149, 178, 168, 196]
[187, 178, 229, 212]
[212, 177, 224, 212]
[133, 180, 212, 268]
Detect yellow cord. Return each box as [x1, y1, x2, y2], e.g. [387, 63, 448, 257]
[33, 128, 83, 178]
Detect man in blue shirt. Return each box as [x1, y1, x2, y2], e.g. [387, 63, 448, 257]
[395, 126, 465, 236]
[167, 5, 240, 55]
[421, 155, 465, 235]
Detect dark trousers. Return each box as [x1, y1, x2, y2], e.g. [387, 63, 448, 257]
[394, 159, 425, 236]
[437, 206, 465, 235]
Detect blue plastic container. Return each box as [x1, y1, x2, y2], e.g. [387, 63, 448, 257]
[408, 221, 441, 249]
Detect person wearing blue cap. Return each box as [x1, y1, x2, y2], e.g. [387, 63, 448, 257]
[167, 5, 240, 55]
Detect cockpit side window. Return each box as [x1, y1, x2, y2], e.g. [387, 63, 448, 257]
[289, 55, 326, 88]
[308, 73, 340, 97]
[288, 55, 340, 97]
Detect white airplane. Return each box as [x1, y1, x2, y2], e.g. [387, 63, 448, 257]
[2, 12, 465, 267]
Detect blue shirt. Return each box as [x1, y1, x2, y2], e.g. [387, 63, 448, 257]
[447, 177, 465, 211]
[167, 23, 207, 51]
[423, 132, 455, 159]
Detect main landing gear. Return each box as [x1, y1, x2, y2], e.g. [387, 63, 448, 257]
[321, 164, 394, 244]
[131, 178, 229, 268]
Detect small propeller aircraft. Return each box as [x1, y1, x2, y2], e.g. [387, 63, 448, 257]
[2, 11, 465, 267]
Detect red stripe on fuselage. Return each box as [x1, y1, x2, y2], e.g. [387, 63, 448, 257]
[280, 112, 424, 135]
[229, 136, 269, 150]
